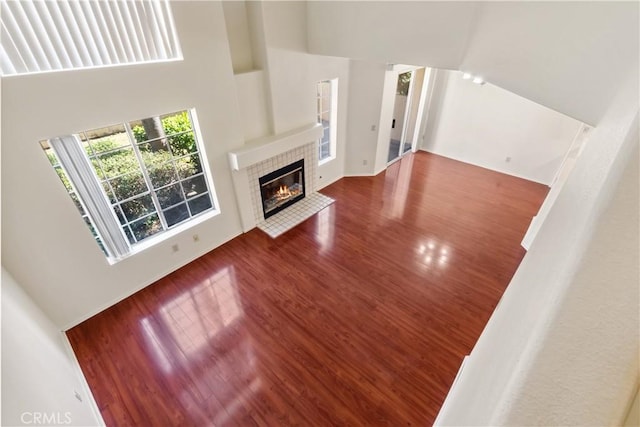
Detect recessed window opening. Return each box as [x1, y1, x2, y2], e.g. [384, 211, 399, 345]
[41, 109, 218, 261]
[317, 78, 338, 163]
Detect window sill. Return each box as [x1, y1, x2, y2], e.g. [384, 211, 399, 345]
[318, 156, 336, 166]
[106, 209, 220, 265]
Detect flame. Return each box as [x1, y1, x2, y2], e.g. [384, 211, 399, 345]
[276, 185, 291, 199]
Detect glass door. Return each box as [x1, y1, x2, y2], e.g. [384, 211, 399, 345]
[388, 70, 415, 163]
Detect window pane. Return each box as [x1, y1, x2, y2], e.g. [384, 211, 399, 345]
[156, 183, 185, 209]
[114, 206, 127, 225]
[147, 163, 179, 189]
[120, 195, 156, 223]
[123, 226, 136, 244]
[321, 97, 330, 114]
[321, 82, 331, 98]
[91, 158, 106, 180]
[188, 193, 213, 216]
[322, 127, 330, 144]
[167, 131, 197, 157]
[70, 192, 84, 213]
[130, 214, 162, 241]
[109, 171, 147, 201]
[96, 147, 139, 180]
[320, 143, 330, 160]
[41, 141, 59, 166]
[176, 155, 202, 179]
[53, 166, 73, 191]
[160, 111, 193, 135]
[86, 125, 128, 154]
[163, 203, 189, 227]
[102, 182, 117, 204]
[182, 175, 208, 199]
[131, 117, 164, 144]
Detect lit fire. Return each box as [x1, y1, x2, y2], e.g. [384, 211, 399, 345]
[275, 185, 292, 200]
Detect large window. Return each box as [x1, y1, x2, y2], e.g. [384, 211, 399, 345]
[316, 78, 338, 163]
[41, 109, 217, 261]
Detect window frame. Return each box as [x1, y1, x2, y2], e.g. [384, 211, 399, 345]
[45, 108, 219, 263]
[317, 78, 338, 165]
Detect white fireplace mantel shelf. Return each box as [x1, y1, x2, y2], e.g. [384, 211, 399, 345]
[228, 123, 322, 170]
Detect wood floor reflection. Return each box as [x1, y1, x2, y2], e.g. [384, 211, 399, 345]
[67, 152, 548, 426]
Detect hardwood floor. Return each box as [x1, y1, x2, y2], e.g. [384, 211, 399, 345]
[67, 152, 548, 426]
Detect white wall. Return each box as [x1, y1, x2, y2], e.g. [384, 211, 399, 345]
[2, 268, 103, 426]
[435, 61, 639, 427]
[344, 59, 387, 176]
[222, 1, 255, 73]
[307, 1, 639, 126]
[625, 387, 640, 427]
[307, 1, 478, 70]
[421, 69, 583, 185]
[1, 2, 246, 329]
[262, 0, 315, 134]
[234, 70, 271, 140]
[258, 1, 350, 188]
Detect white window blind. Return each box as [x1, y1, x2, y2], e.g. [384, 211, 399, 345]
[0, 0, 181, 77]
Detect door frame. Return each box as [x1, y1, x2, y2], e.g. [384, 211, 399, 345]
[386, 65, 429, 165]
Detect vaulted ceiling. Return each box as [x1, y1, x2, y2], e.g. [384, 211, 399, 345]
[307, 1, 639, 126]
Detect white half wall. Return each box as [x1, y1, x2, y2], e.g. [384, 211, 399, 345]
[421, 69, 583, 185]
[2, 268, 103, 426]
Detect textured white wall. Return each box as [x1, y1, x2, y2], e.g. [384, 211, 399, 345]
[421, 70, 583, 185]
[2, 269, 103, 426]
[500, 123, 639, 426]
[435, 63, 639, 426]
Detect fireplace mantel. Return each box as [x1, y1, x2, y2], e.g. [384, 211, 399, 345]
[228, 123, 322, 170]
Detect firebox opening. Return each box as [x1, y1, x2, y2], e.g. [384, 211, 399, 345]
[259, 159, 305, 219]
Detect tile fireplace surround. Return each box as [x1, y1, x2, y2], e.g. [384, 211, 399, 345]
[228, 124, 333, 236]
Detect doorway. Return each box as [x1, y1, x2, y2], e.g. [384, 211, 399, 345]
[387, 68, 425, 163]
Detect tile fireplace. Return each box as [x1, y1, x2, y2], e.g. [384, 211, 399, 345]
[259, 159, 305, 219]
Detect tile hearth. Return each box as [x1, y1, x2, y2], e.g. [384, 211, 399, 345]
[257, 192, 335, 238]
